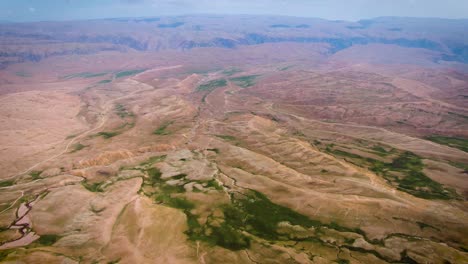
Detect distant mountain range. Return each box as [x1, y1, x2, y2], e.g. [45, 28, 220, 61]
[0, 15, 467, 69]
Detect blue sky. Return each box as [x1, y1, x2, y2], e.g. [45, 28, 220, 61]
[1, 0, 467, 22]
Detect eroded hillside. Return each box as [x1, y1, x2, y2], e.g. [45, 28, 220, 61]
[0, 56, 467, 263]
[0, 15, 467, 264]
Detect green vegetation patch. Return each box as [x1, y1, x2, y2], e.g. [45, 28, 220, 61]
[229, 75, 259, 88]
[70, 143, 86, 153]
[209, 223, 251, 250]
[98, 79, 112, 84]
[336, 259, 350, 264]
[115, 69, 146, 78]
[372, 146, 387, 153]
[447, 111, 468, 120]
[197, 79, 227, 92]
[158, 195, 194, 210]
[141, 167, 191, 209]
[184, 189, 367, 251]
[370, 146, 393, 157]
[329, 149, 363, 159]
[292, 130, 306, 137]
[0, 179, 14, 187]
[328, 147, 458, 200]
[63, 72, 108, 79]
[82, 181, 105, 192]
[144, 167, 185, 192]
[207, 148, 220, 154]
[37, 234, 60, 246]
[139, 165, 251, 250]
[93, 106, 134, 139]
[425, 135, 468, 152]
[97, 131, 120, 139]
[116, 122, 135, 130]
[158, 181, 185, 194]
[204, 179, 223, 190]
[185, 208, 251, 250]
[139, 155, 167, 167]
[222, 68, 242, 76]
[312, 139, 322, 145]
[388, 152, 457, 199]
[66, 134, 77, 139]
[153, 121, 173, 135]
[416, 221, 440, 231]
[115, 104, 133, 118]
[279, 65, 293, 71]
[29, 170, 43, 180]
[449, 161, 468, 172]
[215, 135, 236, 141]
[226, 191, 319, 240]
[146, 167, 163, 186]
[107, 259, 121, 264]
[0, 249, 15, 261]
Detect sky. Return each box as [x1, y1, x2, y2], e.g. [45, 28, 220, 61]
[0, 0, 467, 22]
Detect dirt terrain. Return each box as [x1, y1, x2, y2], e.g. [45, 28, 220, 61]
[0, 15, 467, 264]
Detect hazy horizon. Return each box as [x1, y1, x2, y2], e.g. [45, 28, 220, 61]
[1, 0, 468, 22]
